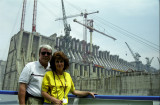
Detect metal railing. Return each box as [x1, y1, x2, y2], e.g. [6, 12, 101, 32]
[0, 90, 160, 105]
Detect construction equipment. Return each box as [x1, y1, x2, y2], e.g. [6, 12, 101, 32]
[55, 13, 83, 21]
[73, 19, 116, 77]
[125, 42, 141, 70]
[83, 10, 99, 42]
[55, 0, 73, 55]
[73, 19, 116, 57]
[145, 57, 154, 71]
[74, 19, 116, 41]
[32, 0, 37, 33]
[20, 0, 37, 33]
[60, 0, 71, 37]
[20, 0, 27, 31]
[82, 11, 99, 63]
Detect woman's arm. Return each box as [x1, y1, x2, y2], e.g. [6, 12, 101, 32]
[41, 91, 63, 104]
[71, 90, 96, 98]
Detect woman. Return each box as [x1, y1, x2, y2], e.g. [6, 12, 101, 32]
[41, 51, 96, 105]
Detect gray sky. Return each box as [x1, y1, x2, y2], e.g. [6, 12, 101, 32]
[0, 0, 159, 69]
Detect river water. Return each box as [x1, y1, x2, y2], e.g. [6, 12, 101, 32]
[0, 94, 18, 105]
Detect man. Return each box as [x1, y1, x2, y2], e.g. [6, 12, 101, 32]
[18, 44, 52, 105]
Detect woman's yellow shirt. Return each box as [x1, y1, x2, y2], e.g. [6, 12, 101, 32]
[42, 71, 75, 104]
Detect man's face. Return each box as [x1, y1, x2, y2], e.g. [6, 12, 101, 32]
[39, 48, 52, 64]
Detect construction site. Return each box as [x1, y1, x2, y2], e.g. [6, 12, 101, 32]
[1, 0, 160, 96]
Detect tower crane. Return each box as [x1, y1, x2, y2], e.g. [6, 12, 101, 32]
[82, 11, 99, 62]
[32, 0, 37, 33]
[73, 19, 116, 77]
[20, 0, 27, 31]
[125, 42, 141, 71]
[73, 19, 116, 56]
[61, 0, 71, 37]
[145, 57, 154, 71]
[55, 13, 83, 21]
[83, 10, 99, 42]
[56, 0, 73, 55]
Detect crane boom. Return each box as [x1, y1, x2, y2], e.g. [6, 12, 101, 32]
[125, 42, 140, 61]
[83, 10, 99, 42]
[20, 0, 27, 31]
[55, 13, 83, 21]
[32, 0, 37, 32]
[61, 0, 71, 37]
[149, 57, 154, 64]
[73, 19, 116, 41]
[146, 57, 154, 65]
[125, 42, 142, 71]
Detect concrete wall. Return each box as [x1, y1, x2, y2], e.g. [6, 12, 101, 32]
[2, 31, 56, 91]
[0, 60, 6, 90]
[74, 72, 160, 96]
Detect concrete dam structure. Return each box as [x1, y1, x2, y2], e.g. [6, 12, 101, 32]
[2, 31, 159, 96]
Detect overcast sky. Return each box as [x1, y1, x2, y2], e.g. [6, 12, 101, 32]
[0, 0, 159, 70]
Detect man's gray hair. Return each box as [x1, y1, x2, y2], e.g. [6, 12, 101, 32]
[39, 44, 52, 54]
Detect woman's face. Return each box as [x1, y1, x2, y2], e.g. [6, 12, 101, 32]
[55, 59, 64, 72]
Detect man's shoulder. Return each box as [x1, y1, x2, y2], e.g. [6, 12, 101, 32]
[26, 61, 38, 66]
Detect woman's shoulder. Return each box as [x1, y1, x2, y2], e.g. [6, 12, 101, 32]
[45, 70, 53, 75]
[64, 72, 71, 77]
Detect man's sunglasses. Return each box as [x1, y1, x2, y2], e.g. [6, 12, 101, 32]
[41, 52, 51, 56]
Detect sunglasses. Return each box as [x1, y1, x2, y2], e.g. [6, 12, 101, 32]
[41, 52, 51, 56]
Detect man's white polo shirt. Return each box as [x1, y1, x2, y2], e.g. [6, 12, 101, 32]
[19, 61, 50, 97]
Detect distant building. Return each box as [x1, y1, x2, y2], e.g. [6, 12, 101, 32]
[0, 60, 6, 90]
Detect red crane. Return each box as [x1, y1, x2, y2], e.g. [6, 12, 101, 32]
[20, 0, 27, 31]
[32, 0, 37, 33]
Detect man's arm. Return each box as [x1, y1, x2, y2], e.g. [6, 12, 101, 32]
[18, 83, 27, 105]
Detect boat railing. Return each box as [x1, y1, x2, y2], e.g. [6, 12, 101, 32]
[0, 90, 160, 105]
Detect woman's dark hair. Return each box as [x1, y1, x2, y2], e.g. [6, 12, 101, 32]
[50, 51, 69, 72]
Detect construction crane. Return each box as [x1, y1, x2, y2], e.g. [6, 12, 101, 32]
[125, 42, 141, 70]
[82, 10, 99, 63]
[61, 0, 71, 37]
[73, 19, 116, 77]
[32, 0, 37, 33]
[73, 19, 116, 56]
[55, 0, 73, 55]
[83, 10, 99, 41]
[145, 57, 154, 71]
[20, 0, 27, 31]
[55, 13, 83, 21]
